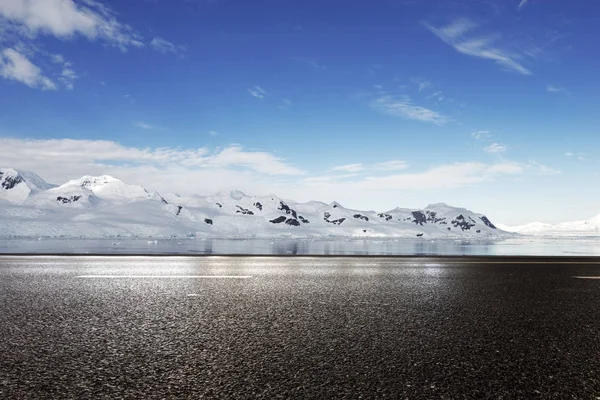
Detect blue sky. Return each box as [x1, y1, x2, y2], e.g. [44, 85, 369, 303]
[1, 0, 599, 224]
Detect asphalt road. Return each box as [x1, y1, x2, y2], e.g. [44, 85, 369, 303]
[1, 256, 600, 399]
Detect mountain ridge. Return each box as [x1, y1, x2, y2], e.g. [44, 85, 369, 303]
[0, 168, 510, 239]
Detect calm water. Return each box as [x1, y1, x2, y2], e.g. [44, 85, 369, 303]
[1, 237, 600, 256]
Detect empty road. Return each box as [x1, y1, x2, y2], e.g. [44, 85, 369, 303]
[1, 256, 600, 399]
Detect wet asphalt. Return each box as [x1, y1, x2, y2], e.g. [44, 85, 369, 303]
[1, 256, 600, 399]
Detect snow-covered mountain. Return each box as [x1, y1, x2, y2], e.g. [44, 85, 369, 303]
[0, 167, 55, 203]
[0, 167, 510, 239]
[498, 214, 600, 237]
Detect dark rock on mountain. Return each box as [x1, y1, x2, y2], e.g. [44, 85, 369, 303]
[285, 218, 300, 226]
[480, 216, 497, 229]
[425, 210, 446, 224]
[378, 213, 393, 221]
[270, 216, 287, 224]
[216, 202, 222, 208]
[416, 233, 424, 237]
[451, 214, 475, 231]
[476, 230, 481, 233]
[299, 216, 309, 224]
[204, 218, 213, 225]
[1, 173, 23, 190]
[353, 214, 369, 221]
[323, 211, 346, 225]
[278, 201, 297, 219]
[254, 202, 263, 211]
[176, 206, 183, 216]
[57, 195, 82, 204]
[411, 211, 427, 225]
[236, 206, 254, 215]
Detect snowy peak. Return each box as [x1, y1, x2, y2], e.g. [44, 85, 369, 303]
[0, 167, 54, 203]
[58, 175, 150, 200]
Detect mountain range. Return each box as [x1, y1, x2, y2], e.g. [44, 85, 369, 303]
[0, 167, 509, 239]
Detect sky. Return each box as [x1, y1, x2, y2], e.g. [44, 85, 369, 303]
[0, 0, 599, 225]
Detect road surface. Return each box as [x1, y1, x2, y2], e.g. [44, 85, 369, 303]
[1, 256, 600, 399]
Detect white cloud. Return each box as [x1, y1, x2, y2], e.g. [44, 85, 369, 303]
[517, 0, 530, 11]
[330, 161, 408, 174]
[484, 143, 508, 153]
[428, 91, 444, 102]
[371, 95, 449, 125]
[0, 138, 304, 194]
[424, 18, 532, 75]
[526, 161, 560, 175]
[150, 37, 186, 55]
[0, 0, 144, 50]
[206, 146, 303, 175]
[547, 85, 568, 94]
[248, 85, 267, 99]
[208, 130, 218, 136]
[0, 0, 148, 89]
[331, 163, 365, 173]
[471, 130, 491, 140]
[372, 160, 409, 171]
[50, 53, 64, 64]
[1, 137, 558, 214]
[0, 47, 56, 90]
[306, 162, 525, 193]
[134, 121, 154, 130]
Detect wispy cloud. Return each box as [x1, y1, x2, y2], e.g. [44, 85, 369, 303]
[517, 0, 530, 11]
[471, 130, 491, 140]
[0, 137, 303, 182]
[428, 91, 444, 102]
[51, 54, 77, 89]
[0, 48, 56, 90]
[547, 85, 568, 94]
[133, 121, 167, 131]
[424, 18, 532, 75]
[277, 98, 292, 109]
[0, 0, 145, 89]
[484, 143, 508, 153]
[373, 161, 409, 171]
[410, 77, 432, 92]
[248, 85, 267, 99]
[331, 164, 365, 173]
[150, 37, 186, 55]
[331, 161, 409, 174]
[371, 95, 449, 125]
[294, 57, 327, 70]
[527, 161, 560, 175]
[307, 162, 526, 192]
[566, 152, 586, 161]
[208, 130, 219, 136]
[0, 0, 144, 50]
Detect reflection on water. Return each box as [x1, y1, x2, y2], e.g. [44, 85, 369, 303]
[1, 237, 600, 256]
